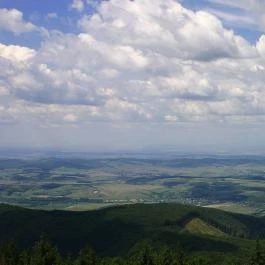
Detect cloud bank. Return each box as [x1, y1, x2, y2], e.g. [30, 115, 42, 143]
[1, 0, 265, 129]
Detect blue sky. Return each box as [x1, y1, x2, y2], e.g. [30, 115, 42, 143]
[1, 0, 265, 153]
[0, 0, 262, 45]
[0, 0, 262, 49]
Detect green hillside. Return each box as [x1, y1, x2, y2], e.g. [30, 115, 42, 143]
[0, 203, 264, 264]
[0, 204, 265, 255]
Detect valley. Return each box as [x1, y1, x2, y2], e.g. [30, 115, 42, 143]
[0, 155, 264, 216]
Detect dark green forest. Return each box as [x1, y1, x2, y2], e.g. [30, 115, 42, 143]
[0, 203, 265, 265]
[1, 237, 265, 265]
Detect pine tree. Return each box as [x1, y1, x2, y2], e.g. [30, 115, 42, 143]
[0, 241, 19, 265]
[140, 247, 154, 265]
[249, 240, 265, 265]
[75, 245, 97, 265]
[29, 235, 61, 265]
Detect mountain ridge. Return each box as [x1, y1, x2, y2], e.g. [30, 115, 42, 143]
[0, 202, 264, 259]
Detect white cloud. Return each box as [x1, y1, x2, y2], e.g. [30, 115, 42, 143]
[0, 8, 37, 35]
[71, 0, 85, 12]
[204, 8, 255, 27]
[0, 85, 9, 96]
[2, 0, 265, 128]
[206, 0, 265, 31]
[256, 35, 265, 56]
[0, 43, 36, 62]
[47, 13, 58, 19]
[78, 0, 256, 60]
[63, 113, 78, 122]
[207, 0, 265, 11]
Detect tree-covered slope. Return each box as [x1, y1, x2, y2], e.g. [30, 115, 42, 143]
[0, 203, 264, 257]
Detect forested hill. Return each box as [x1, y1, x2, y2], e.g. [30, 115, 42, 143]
[0, 203, 264, 259]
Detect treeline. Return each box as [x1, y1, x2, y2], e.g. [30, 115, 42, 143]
[0, 237, 265, 265]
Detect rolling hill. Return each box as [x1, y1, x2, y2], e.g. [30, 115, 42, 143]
[0, 203, 264, 260]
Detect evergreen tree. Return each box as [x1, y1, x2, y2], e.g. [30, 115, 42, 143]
[29, 236, 62, 265]
[75, 245, 97, 265]
[250, 240, 265, 265]
[0, 241, 19, 265]
[186, 255, 211, 265]
[156, 248, 181, 265]
[18, 251, 30, 265]
[140, 246, 154, 265]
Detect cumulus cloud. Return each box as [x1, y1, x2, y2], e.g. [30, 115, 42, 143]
[0, 43, 36, 62]
[2, 0, 265, 127]
[78, 0, 256, 60]
[0, 8, 37, 35]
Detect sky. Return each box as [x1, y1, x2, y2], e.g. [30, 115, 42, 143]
[1, 0, 265, 153]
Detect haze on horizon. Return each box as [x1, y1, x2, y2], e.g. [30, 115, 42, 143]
[1, 0, 265, 154]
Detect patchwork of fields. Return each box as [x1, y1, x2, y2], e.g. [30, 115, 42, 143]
[0, 156, 264, 215]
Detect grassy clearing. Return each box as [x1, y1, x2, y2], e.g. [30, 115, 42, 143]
[182, 217, 227, 237]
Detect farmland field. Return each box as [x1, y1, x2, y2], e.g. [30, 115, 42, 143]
[0, 153, 264, 215]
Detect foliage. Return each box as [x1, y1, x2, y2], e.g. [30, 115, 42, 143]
[0, 203, 265, 265]
[249, 241, 265, 265]
[0, 238, 264, 265]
